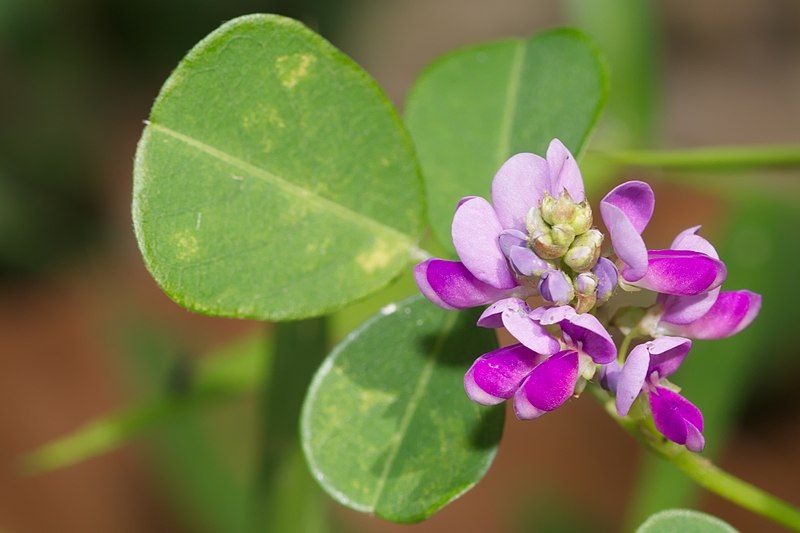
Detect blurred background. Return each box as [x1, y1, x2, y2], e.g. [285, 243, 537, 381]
[1, 0, 799, 531]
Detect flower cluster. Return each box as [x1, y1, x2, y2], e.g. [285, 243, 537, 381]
[415, 139, 761, 452]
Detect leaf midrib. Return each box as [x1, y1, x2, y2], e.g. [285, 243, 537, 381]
[370, 311, 459, 512]
[147, 122, 415, 246]
[495, 39, 526, 168]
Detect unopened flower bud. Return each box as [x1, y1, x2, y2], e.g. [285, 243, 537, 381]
[525, 207, 548, 238]
[550, 224, 576, 247]
[568, 201, 593, 235]
[575, 272, 598, 296]
[508, 245, 550, 277]
[538, 269, 575, 305]
[541, 191, 577, 226]
[532, 233, 569, 260]
[563, 229, 603, 272]
[574, 293, 597, 314]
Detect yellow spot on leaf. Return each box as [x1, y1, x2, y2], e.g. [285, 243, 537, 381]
[275, 53, 316, 89]
[356, 238, 400, 274]
[174, 231, 199, 261]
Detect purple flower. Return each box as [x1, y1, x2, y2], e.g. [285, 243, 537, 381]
[415, 139, 612, 312]
[610, 336, 704, 452]
[600, 186, 727, 296]
[467, 300, 616, 419]
[414, 137, 762, 452]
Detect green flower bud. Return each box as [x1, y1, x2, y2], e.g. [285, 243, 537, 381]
[541, 191, 577, 226]
[569, 201, 593, 235]
[532, 233, 569, 260]
[551, 224, 576, 247]
[525, 207, 548, 238]
[563, 229, 603, 272]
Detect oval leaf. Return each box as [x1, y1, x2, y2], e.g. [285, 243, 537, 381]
[637, 509, 737, 533]
[405, 29, 607, 251]
[301, 295, 503, 522]
[134, 14, 423, 320]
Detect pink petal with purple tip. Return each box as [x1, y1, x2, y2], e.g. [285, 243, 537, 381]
[600, 181, 655, 281]
[659, 227, 722, 323]
[535, 306, 616, 364]
[414, 259, 514, 310]
[648, 386, 705, 451]
[477, 298, 559, 355]
[546, 139, 585, 202]
[615, 344, 650, 416]
[630, 250, 727, 296]
[464, 343, 539, 405]
[645, 336, 692, 378]
[513, 350, 579, 419]
[660, 290, 761, 340]
[491, 153, 549, 231]
[452, 197, 517, 289]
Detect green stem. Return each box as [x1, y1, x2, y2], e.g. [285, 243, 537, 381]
[592, 386, 800, 530]
[617, 327, 638, 364]
[590, 144, 800, 171]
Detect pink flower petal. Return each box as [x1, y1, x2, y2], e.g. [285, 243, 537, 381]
[491, 153, 549, 231]
[452, 197, 517, 289]
[660, 290, 762, 339]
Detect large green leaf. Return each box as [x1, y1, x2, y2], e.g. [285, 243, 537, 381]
[301, 295, 503, 522]
[636, 509, 737, 533]
[133, 14, 423, 320]
[404, 29, 608, 251]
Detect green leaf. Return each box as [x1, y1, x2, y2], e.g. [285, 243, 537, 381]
[301, 295, 503, 522]
[636, 509, 737, 533]
[133, 14, 423, 320]
[405, 28, 608, 251]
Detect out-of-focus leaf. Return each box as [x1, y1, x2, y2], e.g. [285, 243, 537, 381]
[404, 28, 607, 252]
[636, 509, 737, 533]
[133, 14, 423, 321]
[301, 295, 503, 522]
[567, 0, 660, 148]
[627, 195, 800, 525]
[23, 331, 268, 474]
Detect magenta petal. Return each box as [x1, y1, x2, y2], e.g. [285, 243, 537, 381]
[660, 290, 762, 340]
[645, 336, 692, 378]
[601, 181, 655, 233]
[414, 259, 513, 310]
[478, 298, 559, 355]
[464, 344, 539, 405]
[546, 139, 585, 202]
[452, 196, 517, 289]
[658, 288, 720, 325]
[659, 226, 722, 323]
[513, 350, 579, 419]
[600, 181, 655, 282]
[630, 250, 727, 296]
[649, 386, 704, 451]
[491, 153, 549, 231]
[615, 344, 650, 416]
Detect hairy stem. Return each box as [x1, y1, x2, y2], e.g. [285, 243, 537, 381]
[591, 385, 800, 530]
